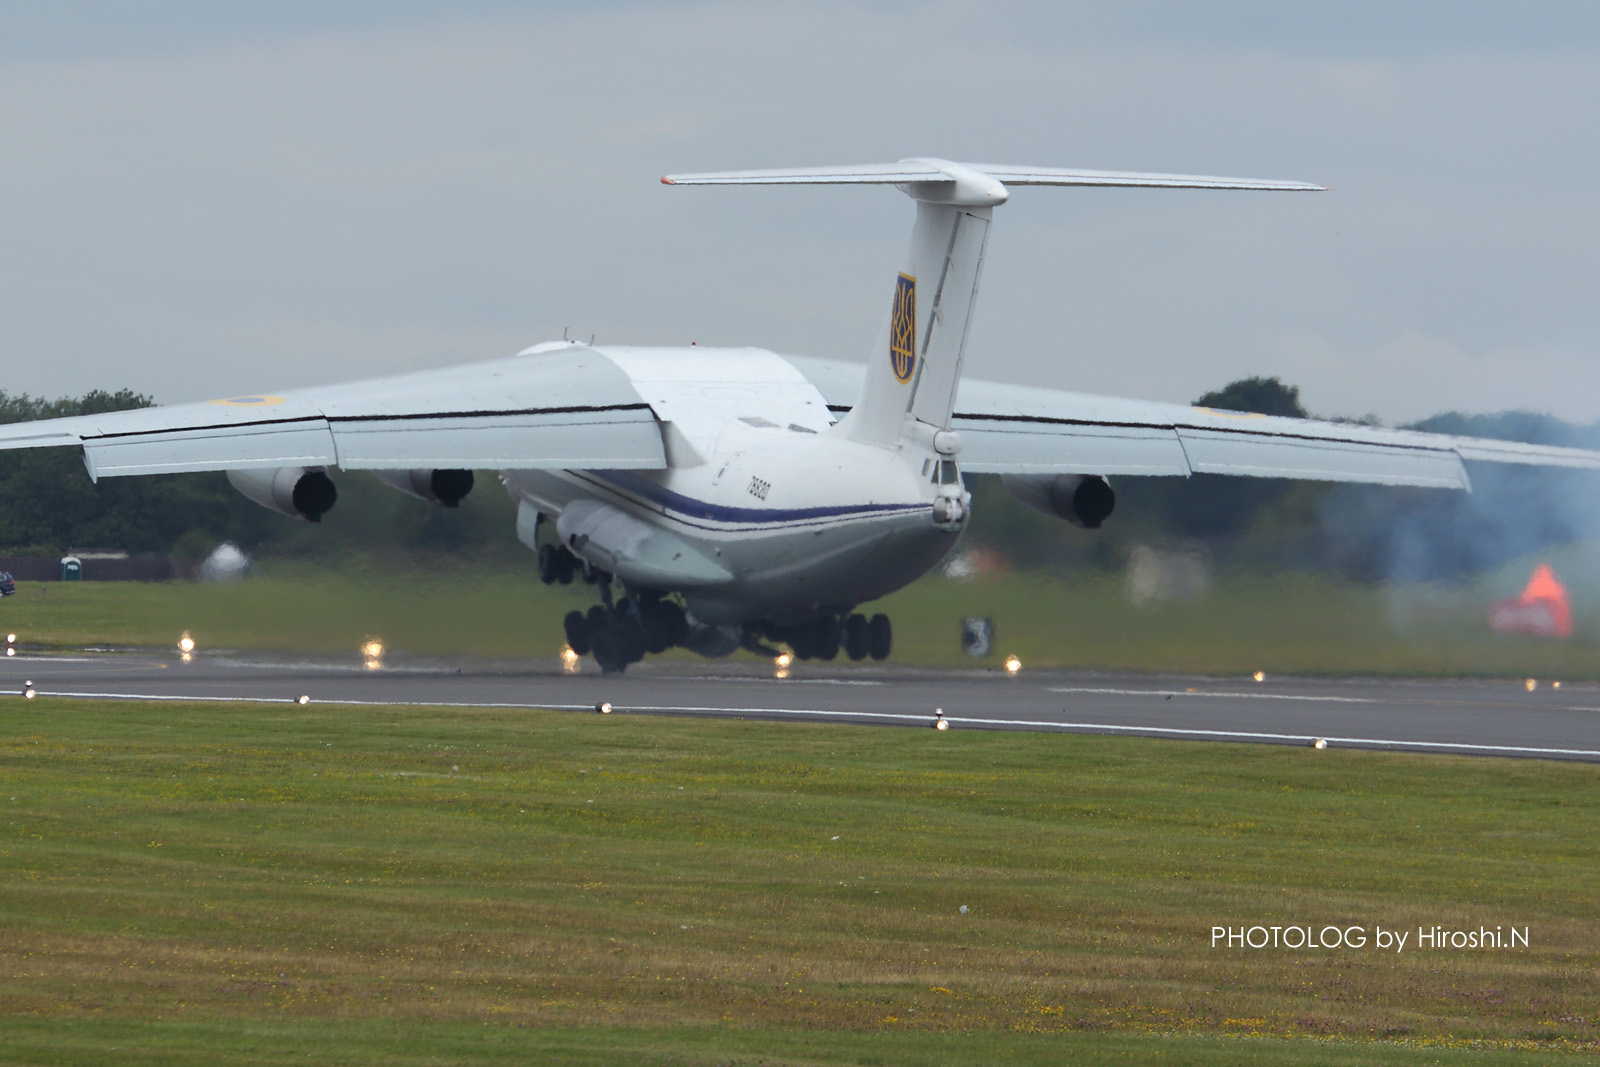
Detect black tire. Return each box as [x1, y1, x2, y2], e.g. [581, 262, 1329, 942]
[563, 609, 591, 656]
[591, 625, 630, 674]
[556, 549, 576, 585]
[618, 618, 647, 663]
[867, 614, 892, 661]
[640, 603, 672, 655]
[814, 615, 841, 661]
[844, 614, 869, 661]
[586, 605, 609, 633]
[660, 600, 689, 646]
[537, 544, 560, 584]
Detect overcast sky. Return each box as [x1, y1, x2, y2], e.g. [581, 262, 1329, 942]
[1, 1, 1597, 423]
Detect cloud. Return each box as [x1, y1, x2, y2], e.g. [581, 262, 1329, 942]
[0, 2, 1594, 421]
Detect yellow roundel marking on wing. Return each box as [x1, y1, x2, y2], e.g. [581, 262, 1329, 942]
[889, 273, 917, 384]
[209, 395, 287, 407]
[1193, 406, 1266, 419]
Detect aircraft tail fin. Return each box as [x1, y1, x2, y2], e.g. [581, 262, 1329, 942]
[662, 159, 1322, 448]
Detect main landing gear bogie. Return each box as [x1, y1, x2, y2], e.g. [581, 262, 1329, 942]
[563, 594, 689, 675]
[770, 612, 891, 663]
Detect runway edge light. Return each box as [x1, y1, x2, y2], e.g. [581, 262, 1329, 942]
[596, 701, 613, 715]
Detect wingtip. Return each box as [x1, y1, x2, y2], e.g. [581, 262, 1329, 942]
[660, 176, 675, 185]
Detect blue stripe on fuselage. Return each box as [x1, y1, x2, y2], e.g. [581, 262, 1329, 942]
[586, 470, 927, 527]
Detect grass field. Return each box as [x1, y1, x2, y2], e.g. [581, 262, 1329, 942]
[7, 549, 1600, 678]
[1, 696, 1596, 1064]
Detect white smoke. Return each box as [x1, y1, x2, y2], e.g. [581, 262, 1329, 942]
[199, 541, 251, 582]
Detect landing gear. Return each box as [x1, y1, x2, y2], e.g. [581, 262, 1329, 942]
[639, 598, 689, 654]
[843, 613, 869, 661]
[771, 612, 889, 663]
[537, 544, 577, 585]
[590, 616, 644, 673]
[561, 587, 690, 674]
[563, 609, 591, 656]
[813, 615, 841, 661]
[866, 613, 892, 661]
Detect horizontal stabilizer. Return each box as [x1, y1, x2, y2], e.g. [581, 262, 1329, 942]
[663, 158, 1324, 193]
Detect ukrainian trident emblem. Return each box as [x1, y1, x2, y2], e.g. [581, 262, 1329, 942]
[889, 273, 916, 384]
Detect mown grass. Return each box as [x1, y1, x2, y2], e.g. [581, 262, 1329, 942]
[6, 550, 1600, 677]
[0, 697, 1596, 1064]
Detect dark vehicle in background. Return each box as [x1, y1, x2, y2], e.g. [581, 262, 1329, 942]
[0, 572, 13, 596]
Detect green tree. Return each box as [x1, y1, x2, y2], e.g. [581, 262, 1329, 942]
[1158, 376, 1308, 538]
[0, 389, 277, 555]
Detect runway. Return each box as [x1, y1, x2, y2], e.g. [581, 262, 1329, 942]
[4, 646, 1600, 761]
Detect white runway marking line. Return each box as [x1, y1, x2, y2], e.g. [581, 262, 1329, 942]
[15, 688, 1600, 760]
[1049, 685, 1374, 704]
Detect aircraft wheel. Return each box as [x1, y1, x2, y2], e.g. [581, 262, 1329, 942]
[591, 625, 631, 674]
[563, 610, 591, 656]
[537, 544, 560, 584]
[867, 614, 892, 661]
[640, 602, 676, 654]
[844, 614, 869, 661]
[660, 600, 689, 646]
[586, 605, 609, 633]
[556, 549, 576, 585]
[619, 618, 647, 663]
[814, 615, 841, 661]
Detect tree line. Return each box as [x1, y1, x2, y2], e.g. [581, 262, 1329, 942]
[4, 381, 1597, 581]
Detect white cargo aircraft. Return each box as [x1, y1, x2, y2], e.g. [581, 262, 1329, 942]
[5, 159, 1600, 671]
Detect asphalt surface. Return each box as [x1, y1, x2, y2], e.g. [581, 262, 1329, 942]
[5, 644, 1600, 762]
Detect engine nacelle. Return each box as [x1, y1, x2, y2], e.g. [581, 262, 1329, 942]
[373, 468, 475, 507]
[226, 466, 338, 522]
[1001, 473, 1115, 529]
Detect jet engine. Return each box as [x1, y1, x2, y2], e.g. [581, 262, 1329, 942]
[226, 467, 338, 522]
[1001, 473, 1115, 529]
[373, 468, 475, 507]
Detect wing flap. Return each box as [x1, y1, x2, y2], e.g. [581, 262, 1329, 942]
[955, 419, 1192, 476]
[85, 422, 339, 478]
[1450, 437, 1600, 469]
[1174, 428, 1469, 488]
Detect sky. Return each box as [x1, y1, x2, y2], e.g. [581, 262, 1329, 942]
[1, 1, 1598, 424]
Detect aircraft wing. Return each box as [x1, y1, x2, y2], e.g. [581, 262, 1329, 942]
[784, 356, 1600, 489]
[0, 346, 666, 479]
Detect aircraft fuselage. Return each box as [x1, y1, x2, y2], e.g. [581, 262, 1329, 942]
[502, 411, 966, 629]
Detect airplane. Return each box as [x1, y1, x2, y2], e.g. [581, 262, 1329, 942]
[4, 157, 1600, 673]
